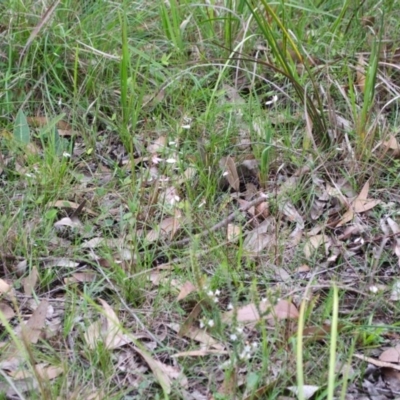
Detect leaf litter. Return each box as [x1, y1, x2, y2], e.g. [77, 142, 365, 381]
[3, 6, 400, 399]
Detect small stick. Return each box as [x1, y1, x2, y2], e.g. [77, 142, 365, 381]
[170, 194, 269, 247]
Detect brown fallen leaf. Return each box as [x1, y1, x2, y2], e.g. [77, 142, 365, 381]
[84, 299, 132, 350]
[336, 180, 380, 227]
[27, 116, 71, 131]
[49, 200, 97, 216]
[20, 300, 49, 344]
[22, 266, 38, 296]
[380, 344, 400, 363]
[146, 215, 182, 243]
[352, 180, 380, 213]
[0, 302, 15, 322]
[381, 135, 400, 158]
[221, 156, 240, 192]
[172, 349, 229, 358]
[169, 323, 225, 351]
[64, 272, 97, 284]
[11, 363, 63, 381]
[177, 281, 197, 301]
[227, 224, 241, 243]
[133, 345, 186, 395]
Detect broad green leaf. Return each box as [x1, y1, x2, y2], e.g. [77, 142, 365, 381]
[13, 109, 31, 144]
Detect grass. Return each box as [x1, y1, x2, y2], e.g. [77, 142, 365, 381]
[1, 0, 400, 398]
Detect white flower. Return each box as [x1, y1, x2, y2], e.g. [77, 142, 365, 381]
[208, 320, 214, 327]
[199, 321, 205, 328]
[369, 286, 379, 293]
[181, 124, 191, 129]
[215, 289, 221, 296]
[62, 152, 71, 158]
[227, 303, 233, 310]
[230, 334, 238, 341]
[166, 158, 177, 164]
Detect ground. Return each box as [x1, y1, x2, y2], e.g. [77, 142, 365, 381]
[1, 1, 400, 399]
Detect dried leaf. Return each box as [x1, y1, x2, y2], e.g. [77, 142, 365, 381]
[0, 279, 13, 295]
[147, 136, 167, 153]
[54, 217, 82, 229]
[222, 301, 270, 324]
[381, 135, 400, 158]
[356, 54, 366, 93]
[22, 266, 38, 296]
[220, 156, 240, 191]
[380, 344, 400, 363]
[43, 258, 79, 268]
[146, 215, 181, 243]
[49, 200, 97, 216]
[280, 201, 304, 229]
[303, 234, 330, 259]
[353, 180, 380, 213]
[227, 224, 241, 243]
[267, 299, 299, 321]
[21, 300, 49, 344]
[169, 323, 225, 350]
[84, 299, 132, 350]
[172, 349, 229, 358]
[133, 346, 174, 395]
[177, 281, 197, 301]
[0, 302, 15, 321]
[64, 272, 96, 284]
[287, 385, 319, 399]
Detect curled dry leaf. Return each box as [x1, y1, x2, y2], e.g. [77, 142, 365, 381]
[220, 156, 240, 191]
[54, 217, 82, 229]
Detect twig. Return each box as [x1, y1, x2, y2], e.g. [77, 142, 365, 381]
[170, 194, 269, 247]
